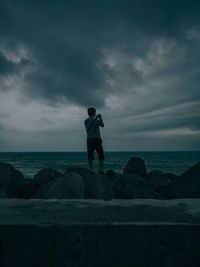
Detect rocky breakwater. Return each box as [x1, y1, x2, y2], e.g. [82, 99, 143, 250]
[1, 158, 200, 266]
[0, 156, 200, 200]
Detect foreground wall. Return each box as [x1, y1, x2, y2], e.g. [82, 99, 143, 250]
[0, 199, 200, 267]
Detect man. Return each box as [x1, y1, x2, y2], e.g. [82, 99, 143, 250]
[84, 107, 105, 174]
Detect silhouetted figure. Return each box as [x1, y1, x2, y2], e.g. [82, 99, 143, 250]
[84, 107, 105, 174]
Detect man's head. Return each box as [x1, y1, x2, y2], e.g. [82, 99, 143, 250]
[88, 107, 96, 117]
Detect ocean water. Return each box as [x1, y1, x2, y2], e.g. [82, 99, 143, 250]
[0, 151, 200, 178]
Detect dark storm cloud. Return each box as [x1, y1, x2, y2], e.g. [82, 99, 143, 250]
[24, 41, 108, 106]
[0, 51, 16, 76]
[0, 0, 200, 107]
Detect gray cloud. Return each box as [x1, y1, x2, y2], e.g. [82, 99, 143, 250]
[0, 52, 14, 75]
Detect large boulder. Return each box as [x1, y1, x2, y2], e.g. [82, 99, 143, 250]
[34, 168, 62, 185]
[66, 167, 114, 200]
[147, 170, 170, 189]
[19, 168, 63, 199]
[106, 170, 117, 178]
[173, 161, 200, 198]
[106, 170, 119, 189]
[123, 157, 147, 178]
[33, 171, 85, 199]
[147, 170, 177, 199]
[16, 179, 41, 199]
[113, 174, 162, 199]
[0, 162, 24, 198]
[165, 172, 178, 182]
[0, 162, 47, 199]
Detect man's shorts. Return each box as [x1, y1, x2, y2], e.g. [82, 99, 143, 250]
[87, 138, 105, 160]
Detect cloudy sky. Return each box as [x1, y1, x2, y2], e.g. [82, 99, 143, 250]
[0, 0, 200, 151]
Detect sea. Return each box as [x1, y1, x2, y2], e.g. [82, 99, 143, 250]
[0, 151, 200, 179]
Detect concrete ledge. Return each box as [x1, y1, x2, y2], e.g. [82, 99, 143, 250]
[0, 199, 200, 266]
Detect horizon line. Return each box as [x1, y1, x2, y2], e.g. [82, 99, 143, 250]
[0, 150, 199, 153]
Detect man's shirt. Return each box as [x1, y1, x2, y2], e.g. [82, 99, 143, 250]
[84, 117, 104, 139]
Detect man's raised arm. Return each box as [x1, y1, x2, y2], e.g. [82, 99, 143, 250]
[98, 115, 104, 127]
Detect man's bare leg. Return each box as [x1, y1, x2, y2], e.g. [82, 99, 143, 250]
[88, 159, 94, 171]
[98, 159, 104, 173]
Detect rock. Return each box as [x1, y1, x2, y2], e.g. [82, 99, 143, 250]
[162, 172, 178, 199]
[106, 175, 119, 189]
[106, 170, 119, 189]
[123, 157, 147, 178]
[34, 171, 84, 199]
[106, 170, 117, 178]
[165, 172, 178, 181]
[113, 174, 162, 199]
[0, 162, 24, 198]
[66, 167, 114, 200]
[19, 168, 62, 199]
[147, 170, 175, 199]
[147, 170, 170, 184]
[34, 168, 62, 185]
[173, 161, 200, 198]
[16, 179, 40, 199]
[0, 162, 46, 199]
